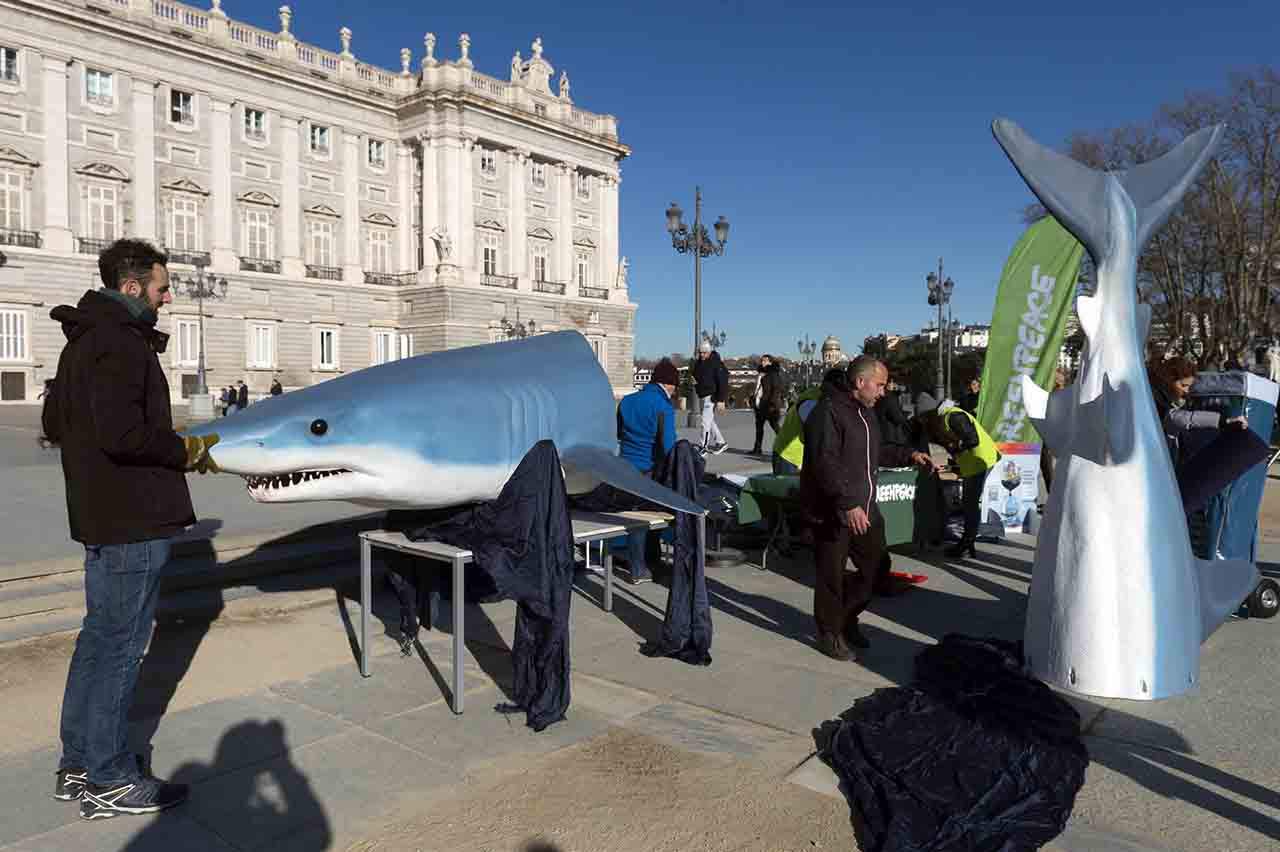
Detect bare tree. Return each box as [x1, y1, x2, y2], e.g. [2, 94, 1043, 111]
[1018, 67, 1280, 367]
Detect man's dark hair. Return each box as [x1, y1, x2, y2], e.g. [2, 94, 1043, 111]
[98, 238, 168, 290]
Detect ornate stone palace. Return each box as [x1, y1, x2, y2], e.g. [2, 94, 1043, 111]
[0, 0, 635, 403]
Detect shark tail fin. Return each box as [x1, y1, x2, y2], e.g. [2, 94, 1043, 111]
[1197, 557, 1259, 642]
[992, 119, 1224, 261]
[561, 446, 706, 516]
[1019, 374, 1071, 451]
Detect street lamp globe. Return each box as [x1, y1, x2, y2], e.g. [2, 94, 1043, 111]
[714, 215, 730, 245]
[665, 202, 683, 234]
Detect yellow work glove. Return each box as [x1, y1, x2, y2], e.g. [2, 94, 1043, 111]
[182, 434, 221, 474]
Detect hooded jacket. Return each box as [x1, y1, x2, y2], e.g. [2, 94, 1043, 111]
[755, 362, 785, 416]
[42, 289, 195, 544]
[692, 351, 729, 402]
[799, 375, 917, 526]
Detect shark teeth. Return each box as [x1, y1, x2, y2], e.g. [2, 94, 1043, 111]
[244, 469, 353, 491]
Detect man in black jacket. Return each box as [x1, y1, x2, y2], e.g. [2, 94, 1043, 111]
[236, 380, 249, 410]
[800, 357, 936, 661]
[750, 355, 785, 455]
[691, 341, 729, 454]
[42, 239, 218, 821]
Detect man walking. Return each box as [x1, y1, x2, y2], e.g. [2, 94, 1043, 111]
[42, 239, 219, 820]
[692, 341, 728, 454]
[750, 354, 785, 456]
[236, 379, 249, 411]
[800, 357, 936, 661]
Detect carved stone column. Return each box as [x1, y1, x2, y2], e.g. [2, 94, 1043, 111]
[507, 149, 528, 288]
[341, 130, 362, 283]
[397, 142, 415, 272]
[417, 133, 439, 283]
[602, 173, 622, 297]
[556, 162, 574, 290]
[130, 77, 157, 242]
[39, 54, 72, 252]
[458, 136, 475, 277]
[209, 98, 236, 271]
[280, 115, 304, 278]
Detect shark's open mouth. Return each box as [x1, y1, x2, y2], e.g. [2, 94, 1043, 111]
[244, 469, 353, 492]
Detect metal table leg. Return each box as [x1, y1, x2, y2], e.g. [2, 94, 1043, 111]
[451, 553, 465, 714]
[360, 537, 372, 677]
[604, 543, 614, 612]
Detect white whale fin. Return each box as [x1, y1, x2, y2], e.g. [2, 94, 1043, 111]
[1136, 302, 1152, 347]
[1198, 557, 1260, 642]
[1073, 375, 1133, 464]
[1077, 294, 1102, 343]
[561, 445, 706, 516]
[1020, 374, 1070, 451]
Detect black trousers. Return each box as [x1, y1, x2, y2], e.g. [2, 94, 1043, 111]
[960, 471, 984, 543]
[753, 407, 781, 451]
[813, 516, 885, 637]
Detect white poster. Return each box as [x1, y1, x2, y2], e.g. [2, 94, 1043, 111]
[980, 442, 1041, 535]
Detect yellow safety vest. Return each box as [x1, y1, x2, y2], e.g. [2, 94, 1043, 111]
[774, 387, 823, 470]
[939, 406, 999, 477]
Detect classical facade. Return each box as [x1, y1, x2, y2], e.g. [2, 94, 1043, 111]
[0, 0, 635, 403]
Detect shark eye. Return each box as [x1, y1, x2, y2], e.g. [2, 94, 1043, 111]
[310, 419, 328, 437]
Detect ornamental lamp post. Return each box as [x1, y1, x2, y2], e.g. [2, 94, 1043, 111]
[667, 188, 729, 426]
[174, 258, 228, 421]
[797, 333, 817, 389]
[500, 304, 537, 339]
[925, 258, 954, 401]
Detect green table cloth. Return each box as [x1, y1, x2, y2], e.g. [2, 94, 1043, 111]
[737, 469, 918, 547]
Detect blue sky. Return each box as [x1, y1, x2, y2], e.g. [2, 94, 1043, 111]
[241, 0, 1277, 359]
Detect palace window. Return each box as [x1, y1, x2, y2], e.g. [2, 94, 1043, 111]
[244, 209, 272, 259]
[309, 123, 330, 155]
[588, 336, 607, 369]
[85, 68, 113, 105]
[315, 326, 339, 370]
[0, 171, 22, 229]
[174, 318, 199, 367]
[0, 48, 18, 83]
[479, 150, 497, 178]
[0, 309, 28, 361]
[170, 196, 199, 250]
[248, 323, 276, 369]
[86, 185, 117, 239]
[576, 172, 592, 201]
[530, 240, 550, 282]
[170, 89, 194, 125]
[575, 247, 593, 287]
[478, 230, 502, 276]
[372, 329, 394, 366]
[244, 107, 266, 140]
[367, 228, 391, 273]
[308, 220, 335, 267]
[398, 332, 413, 360]
[531, 162, 547, 190]
[367, 138, 386, 168]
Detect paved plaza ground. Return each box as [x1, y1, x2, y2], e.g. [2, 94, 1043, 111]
[0, 405, 1278, 850]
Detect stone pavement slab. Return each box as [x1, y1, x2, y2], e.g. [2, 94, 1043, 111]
[4, 810, 236, 852]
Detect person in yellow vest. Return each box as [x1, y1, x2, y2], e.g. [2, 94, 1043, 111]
[917, 392, 999, 558]
[770, 369, 842, 475]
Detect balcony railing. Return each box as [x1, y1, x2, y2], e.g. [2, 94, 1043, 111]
[0, 228, 40, 248]
[364, 270, 419, 286]
[579, 284, 609, 300]
[77, 237, 113, 255]
[167, 249, 211, 266]
[533, 279, 566, 295]
[481, 273, 518, 289]
[240, 256, 281, 274]
[305, 264, 343, 281]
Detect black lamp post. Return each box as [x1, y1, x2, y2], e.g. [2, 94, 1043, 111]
[173, 258, 228, 420]
[926, 258, 954, 400]
[667, 188, 729, 426]
[500, 305, 537, 339]
[797, 333, 818, 388]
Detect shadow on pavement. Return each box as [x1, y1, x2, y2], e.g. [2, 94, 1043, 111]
[122, 719, 329, 852]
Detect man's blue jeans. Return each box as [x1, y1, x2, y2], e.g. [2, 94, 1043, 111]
[59, 539, 170, 785]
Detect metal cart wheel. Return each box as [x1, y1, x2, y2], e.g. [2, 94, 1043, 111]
[1249, 578, 1280, 619]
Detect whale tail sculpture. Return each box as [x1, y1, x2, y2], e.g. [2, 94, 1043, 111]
[991, 119, 1259, 700]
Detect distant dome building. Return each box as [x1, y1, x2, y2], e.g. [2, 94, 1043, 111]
[821, 335, 846, 366]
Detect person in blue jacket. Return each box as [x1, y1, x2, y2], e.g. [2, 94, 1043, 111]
[614, 358, 679, 582]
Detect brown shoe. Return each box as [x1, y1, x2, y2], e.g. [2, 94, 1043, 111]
[816, 631, 852, 661]
[843, 621, 871, 649]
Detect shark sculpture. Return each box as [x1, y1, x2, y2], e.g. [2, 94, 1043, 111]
[185, 331, 703, 516]
[992, 118, 1259, 700]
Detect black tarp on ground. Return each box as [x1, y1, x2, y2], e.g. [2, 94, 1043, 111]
[815, 634, 1088, 852]
[383, 440, 576, 732]
[571, 440, 712, 665]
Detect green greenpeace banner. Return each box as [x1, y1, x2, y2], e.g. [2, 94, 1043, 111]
[976, 216, 1084, 444]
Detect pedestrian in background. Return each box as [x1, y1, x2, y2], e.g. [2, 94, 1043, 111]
[692, 341, 728, 454]
[750, 354, 785, 456]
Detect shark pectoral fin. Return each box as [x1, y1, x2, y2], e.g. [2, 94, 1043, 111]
[1197, 557, 1260, 642]
[1019, 374, 1067, 450]
[561, 446, 705, 516]
[1136, 302, 1152, 348]
[1072, 375, 1132, 464]
[1118, 124, 1224, 247]
[991, 119, 1112, 263]
[1076, 294, 1102, 344]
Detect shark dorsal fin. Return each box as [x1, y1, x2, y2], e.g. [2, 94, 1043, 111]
[1019, 374, 1071, 451]
[992, 119, 1224, 263]
[1116, 125, 1224, 249]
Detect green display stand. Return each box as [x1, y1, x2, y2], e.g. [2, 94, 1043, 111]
[737, 469, 918, 546]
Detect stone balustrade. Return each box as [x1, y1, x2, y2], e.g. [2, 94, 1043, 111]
[67, 0, 617, 136]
